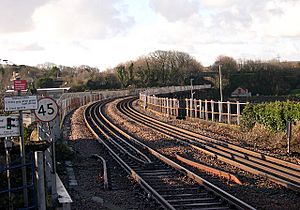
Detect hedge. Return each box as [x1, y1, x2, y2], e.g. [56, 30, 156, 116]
[241, 101, 300, 132]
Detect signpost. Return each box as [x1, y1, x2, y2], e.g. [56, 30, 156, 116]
[4, 96, 38, 111]
[0, 116, 20, 137]
[34, 97, 59, 208]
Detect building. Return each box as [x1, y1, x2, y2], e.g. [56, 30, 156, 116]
[231, 87, 251, 97]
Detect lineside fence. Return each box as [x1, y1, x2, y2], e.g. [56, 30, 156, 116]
[139, 94, 248, 125]
[57, 85, 212, 126]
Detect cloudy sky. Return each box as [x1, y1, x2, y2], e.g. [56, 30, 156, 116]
[0, 0, 300, 69]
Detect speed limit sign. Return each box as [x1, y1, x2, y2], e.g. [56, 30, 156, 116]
[34, 97, 59, 122]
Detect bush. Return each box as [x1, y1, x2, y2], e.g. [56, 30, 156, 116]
[55, 140, 74, 161]
[241, 101, 300, 132]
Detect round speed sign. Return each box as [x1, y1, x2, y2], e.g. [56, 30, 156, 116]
[34, 97, 59, 122]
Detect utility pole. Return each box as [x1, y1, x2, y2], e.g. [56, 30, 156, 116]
[219, 65, 223, 102]
[15, 67, 28, 207]
[190, 78, 194, 101]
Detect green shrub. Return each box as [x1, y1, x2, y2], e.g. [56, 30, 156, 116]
[241, 101, 300, 132]
[55, 140, 74, 161]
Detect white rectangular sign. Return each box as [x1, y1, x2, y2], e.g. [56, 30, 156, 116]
[4, 96, 38, 111]
[0, 116, 20, 137]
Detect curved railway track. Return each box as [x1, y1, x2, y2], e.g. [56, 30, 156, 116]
[117, 97, 300, 192]
[84, 99, 255, 210]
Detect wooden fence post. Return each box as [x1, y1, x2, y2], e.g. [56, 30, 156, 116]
[190, 99, 193, 118]
[186, 99, 189, 117]
[199, 100, 202, 119]
[194, 99, 198, 118]
[211, 100, 214, 122]
[227, 101, 231, 124]
[176, 99, 179, 117]
[171, 99, 174, 115]
[166, 98, 169, 116]
[205, 100, 208, 120]
[237, 101, 240, 125]
[218, 101, 222, 122]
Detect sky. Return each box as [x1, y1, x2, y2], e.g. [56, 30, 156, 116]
[0, 0, 300, 70]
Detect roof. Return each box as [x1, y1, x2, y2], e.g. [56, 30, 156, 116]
[5, 87, 70, 93]
[37, 87, 70, 91]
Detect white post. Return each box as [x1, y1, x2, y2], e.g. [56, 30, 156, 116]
[237, 101, 240, 125]
[36, 125, 46, 210]
[194, 99, 198, 118]
[190, 78, 194, 100]
[199, 100, 202, 118]
[227, 101, 231, 124]
[166, 98, 169, 116]
[186, 99, 189, 117]
[218, 101, 222, 122]
[205, 100, 208, 120]
[211, 100, 214, 122]
[175, 99, 179, 117]
[190, 98, 193, 118]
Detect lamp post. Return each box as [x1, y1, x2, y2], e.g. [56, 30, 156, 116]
[219, 65, 223, 102]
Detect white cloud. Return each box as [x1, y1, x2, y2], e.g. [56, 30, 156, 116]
[149, 0, 199, 22]
[0, 0, 48, 33]
[1, 0, 300, 69]
[15, 42, 45, 51]
[200, 0, 235, 8]
[32, 0, 134, 41]
[264, 1, 300, 37]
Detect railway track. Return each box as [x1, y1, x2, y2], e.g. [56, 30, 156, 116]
[117, 97, 300, 192]
[84, 99, 255, 210]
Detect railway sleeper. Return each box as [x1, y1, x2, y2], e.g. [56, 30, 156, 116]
[162, 192, 211, 198]
[155, 186, 203, 194]
[171, 201, 226, 208]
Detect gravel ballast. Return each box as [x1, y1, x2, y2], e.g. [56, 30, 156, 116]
[60, 106, 154, 210]
[104, 98, 300, 210]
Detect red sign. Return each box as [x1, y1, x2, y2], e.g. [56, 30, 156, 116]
[13, 80, 27, 91]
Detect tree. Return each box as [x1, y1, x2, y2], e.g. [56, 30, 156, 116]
[36, 77, 55, 88]
[48, 66, 60, 78]
[212, 55, 238, 76]
[116, 65, 128, 88]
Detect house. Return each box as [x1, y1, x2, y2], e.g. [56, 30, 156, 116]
[231, 87, 251, 97]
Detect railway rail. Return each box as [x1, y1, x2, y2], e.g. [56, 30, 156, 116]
[84, 99, 255, 210]
[117, 97, 300, 192]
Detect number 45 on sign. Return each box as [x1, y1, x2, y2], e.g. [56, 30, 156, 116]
[34, 97, 59, 122]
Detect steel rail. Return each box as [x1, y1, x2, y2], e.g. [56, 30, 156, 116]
[125, 98, 300, 171]
[90, 100, 151, 165]
[85, 100, 256, 210]
[118, 97, 300, 192]
[91, 154, 109, 190]
[94, 101, 152, 164]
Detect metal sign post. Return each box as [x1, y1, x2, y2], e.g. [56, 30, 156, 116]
[47, 122, 58, 205]
[36, 124, 46, 210]
[4, 137, 13, 210]
[16, 77, 29, 207]
[35, 97, 59, 207]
